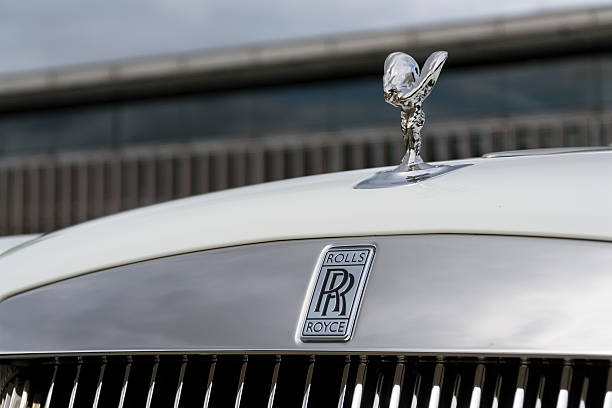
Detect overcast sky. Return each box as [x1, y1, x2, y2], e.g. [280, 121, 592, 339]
[0, 0, 610, 75]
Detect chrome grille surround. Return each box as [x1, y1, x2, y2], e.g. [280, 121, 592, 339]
[2, 235, 612, 356]
[2, 354, 612, 408]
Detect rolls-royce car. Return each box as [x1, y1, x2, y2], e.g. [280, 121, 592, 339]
[1, 146, 612, 408]
[1, 51, 612, 408]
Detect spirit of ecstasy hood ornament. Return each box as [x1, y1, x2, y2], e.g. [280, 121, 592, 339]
[384, 51, 447, 170]
[355, 51, 468, 189]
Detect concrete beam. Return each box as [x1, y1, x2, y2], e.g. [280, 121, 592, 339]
[1, 6, 611, 112]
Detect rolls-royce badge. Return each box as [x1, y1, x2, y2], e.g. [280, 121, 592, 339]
[300, 245, 375, 342]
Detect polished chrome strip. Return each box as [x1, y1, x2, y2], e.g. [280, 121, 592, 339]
[43, 363, 58, 408]
[68, 360, 82, 408]
[235, 356, 248, 408]
[492, 374, 503, 408]
[173, 356, 187, 408]
[389, 356, 406, 408]
[117, 357, 132, 408]
[578, 376, 589, 408]
[483, 146, 612, 158]
[267, 356, 281, 408]
[17, 380, 28, 408]
[512, 362, 529, 408]
[410, 373, 422, 408]
[302, 356, 315, 408]
[556, 363, 572, 408]
[202, 356, 216, 408]
[470, 363, 485, 408]
[337, 357, 351, 408]
[144, 357, 159, 408]
[5, 235, 612, 356]
[450, 374, 461, 408]
[428, 359, 445, 408]
[351, 357, 368, 408]
[92, 358, 106, 408]
[534, 376, 546, 408]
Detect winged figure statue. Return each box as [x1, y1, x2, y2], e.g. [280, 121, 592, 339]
[355, 51, 468, 188]
[383, 51, 448, 171]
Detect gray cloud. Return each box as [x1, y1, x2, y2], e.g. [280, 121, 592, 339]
[0, 0, 609, 74]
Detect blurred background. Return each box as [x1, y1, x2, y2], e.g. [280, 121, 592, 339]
[1, 0, 612, 235]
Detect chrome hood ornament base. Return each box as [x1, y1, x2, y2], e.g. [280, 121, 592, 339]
[356, 51, 468, 189]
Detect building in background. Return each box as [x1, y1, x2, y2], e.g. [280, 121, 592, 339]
[1, 6, 612, 235]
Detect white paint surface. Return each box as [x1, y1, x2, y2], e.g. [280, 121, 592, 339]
[0, 151, 611, 301]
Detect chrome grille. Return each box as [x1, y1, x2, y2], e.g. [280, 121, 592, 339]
[1, 355, 612, 408]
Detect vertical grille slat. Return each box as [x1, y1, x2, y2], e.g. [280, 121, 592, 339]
[337, 357, 351, 408]
[3, 355, 612, 408]
[202, 356, 216, 408]
[373, 370, 385, 408]
[67, 360, 82, 408]
[579, 377, 589, 408]
[267, 356, 281, 408]
[91, 358, 106, 408]
[42, 364, 57, 408]
[301, 355, 315, 408]
[389, 356, 406, 408]
[410, 372, 423, 408]
[470, 364, 485, 408]
[556, 363, 573, 408]
[429, 360, 445, 408]
[234, 356, 248, 408]
[535, 376, 546, 408]
[513, 362, 529, 408]
[17, 380, 28, 408]
[144, 357, 159, 408]
[117, 357, 132, 408]
[1, 390, 8, 408]
[350, 356, 368, 408]
[492, 374, 503, 408]
[173, 356, 187, 408]
[450, 374, 461, 408]
[6, 381, 17, 408]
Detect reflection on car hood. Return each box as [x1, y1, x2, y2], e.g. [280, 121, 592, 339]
[0, 234, 41, 256]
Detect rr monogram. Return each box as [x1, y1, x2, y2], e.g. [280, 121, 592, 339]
[314, 268, 355, 316]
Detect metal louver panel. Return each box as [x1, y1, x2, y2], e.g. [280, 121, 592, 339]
[2, 355, 612, 408]
[3, 108, 612, 236]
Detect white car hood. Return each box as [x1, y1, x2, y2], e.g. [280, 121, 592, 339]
[0, 151, 611, 301]
[0, 235, 41, 255]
